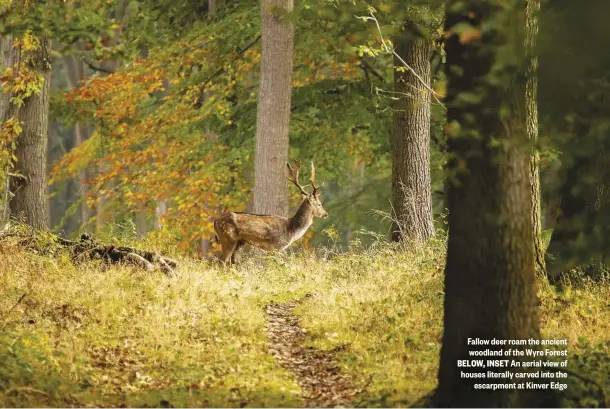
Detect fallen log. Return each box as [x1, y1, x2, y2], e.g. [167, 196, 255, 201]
[1, 226, 178, 276]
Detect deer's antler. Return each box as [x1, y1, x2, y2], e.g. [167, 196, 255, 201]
[286, 160, 308, 195]
[310, 161, 322, 196]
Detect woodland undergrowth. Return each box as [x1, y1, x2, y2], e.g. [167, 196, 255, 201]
[0, 226, 608, 408]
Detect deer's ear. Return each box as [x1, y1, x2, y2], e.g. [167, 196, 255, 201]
[301, 192, 307, 200]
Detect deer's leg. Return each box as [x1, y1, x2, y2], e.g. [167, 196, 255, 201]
[231, 240, 245, 265]
[219, 240, 238, 265]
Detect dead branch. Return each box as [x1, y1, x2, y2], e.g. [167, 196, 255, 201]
[1, 228, 178, 276]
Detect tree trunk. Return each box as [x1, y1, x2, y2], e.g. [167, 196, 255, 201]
[435, 2, 548, 406]
[8, 37, 52, 230]
[390, 31, 435, 244]
[253, 0, 295, 217]
[525, 0, 545, 276]
[63, 55, 92, 227]
[208, 0, 223, 16]
[0, 35, 18, 222]
[154, 200, 168, 230]
[135, 210, 147, 238]
[74, 123, 91, 225]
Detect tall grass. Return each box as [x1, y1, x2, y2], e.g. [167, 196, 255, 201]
[0, 226, 608, 407]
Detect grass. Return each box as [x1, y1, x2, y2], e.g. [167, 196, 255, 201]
[0, 228, 609, 407]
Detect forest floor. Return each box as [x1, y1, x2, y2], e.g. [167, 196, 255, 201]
[0, 228, 609, 408]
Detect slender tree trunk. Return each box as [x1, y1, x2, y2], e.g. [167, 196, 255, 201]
[435, 2, 549, 406]
[74, 123, 91, 225]
[95, 1, 127, 233]
[391, 31, 435, 244]
[525, 0, 545, 276]
[253, 0, 295, 217]
[135, 210, 147, 237]
[208, 0, 223, 16]
[63, 55, 92, 227]
[0, 36, 18, 222]
[154, 200, 168, 230]
[8, 37, 52, 229]
[96, 162, 111, 234]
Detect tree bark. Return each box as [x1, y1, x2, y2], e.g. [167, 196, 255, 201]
[0, 36, 19, 222]
[525, 0, 545, 276]
[391, 31, 435, 244]
[253, 0, 295, 217]
[435, 2, 547, 406]
[8, 37, 52, 230]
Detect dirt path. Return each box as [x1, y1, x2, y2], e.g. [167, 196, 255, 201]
[264, 297, 358, 408]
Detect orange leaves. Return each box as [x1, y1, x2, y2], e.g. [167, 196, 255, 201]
[66, 69, 166, 124]
[459, 28, 482, 45]
[52, 34, 259, 253]
[446, 22, 482, 46]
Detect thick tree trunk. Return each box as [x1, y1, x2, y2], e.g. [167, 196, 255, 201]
[435, 3, 548, 406]
[253, 0, 295, 217]
[525, 0, 545, 276]
[391, 31, 435, 244]
[8, 37, 52, 230]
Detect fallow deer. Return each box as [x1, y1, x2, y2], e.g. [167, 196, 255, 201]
[213, 160, 328, 264]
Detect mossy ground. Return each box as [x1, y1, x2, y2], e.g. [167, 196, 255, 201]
[0, 229, 608, 407]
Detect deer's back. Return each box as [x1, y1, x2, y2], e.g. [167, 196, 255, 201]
[219, 212, 290, 250]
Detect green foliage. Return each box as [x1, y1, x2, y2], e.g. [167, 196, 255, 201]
[1, 0, 453, 251]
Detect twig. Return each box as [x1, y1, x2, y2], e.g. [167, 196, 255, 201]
[356, 11, 446, 111]
[4, 386, 49, 397]
[7, 172, 26, 180]
[1, 293, 27, 326]
[201, 35, 262, 89]
[359, 58, 385, 82]
[82, 57, 115, 74]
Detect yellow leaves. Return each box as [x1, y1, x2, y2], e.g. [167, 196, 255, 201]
[434, 79, 447, 99]
[22, 31, 40, 51]
[444, 121, 461, 138]
[0, 117, 22, 143]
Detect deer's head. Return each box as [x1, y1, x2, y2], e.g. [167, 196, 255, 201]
[287, 160, 328, 219]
